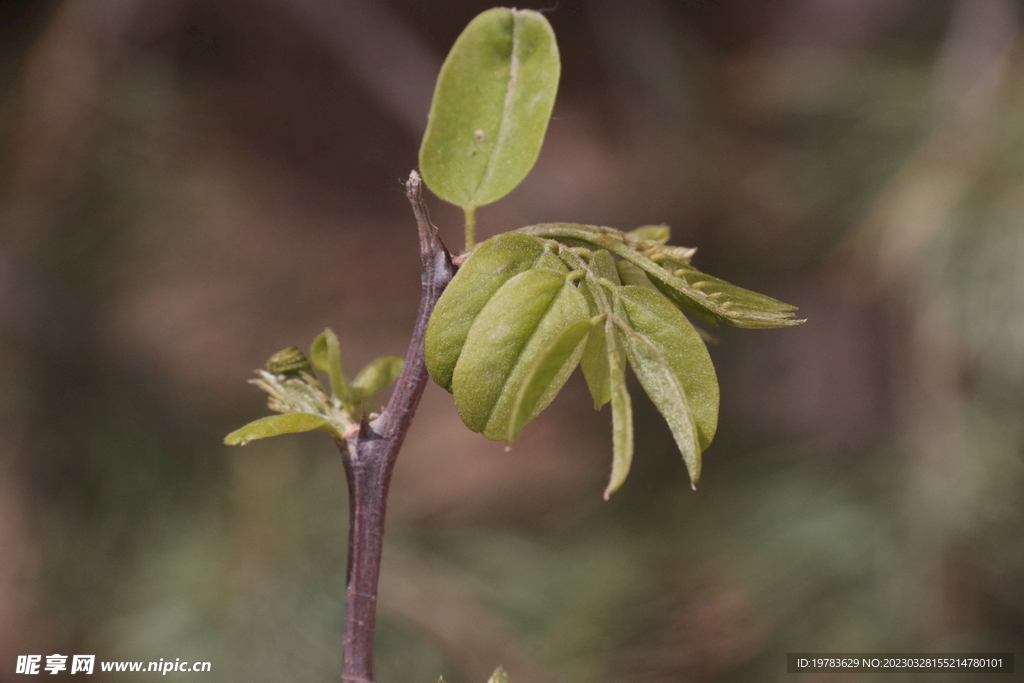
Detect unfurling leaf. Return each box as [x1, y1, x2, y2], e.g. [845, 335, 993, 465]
[508, 317, 594, 443]
[351, 356, 404, 401]
[265, 346, 314, 375]
[518, 223, 804, 328]
[588, 248, 620, 282]
[224, 413, 340, 445]
[425, 232, 548, 391]
[452, 268, 588, 440]
[419, 8, 560, 211]
[310, 328, 351, 401]
[651, 262, 802, 328]
[626, 224, 671, 244]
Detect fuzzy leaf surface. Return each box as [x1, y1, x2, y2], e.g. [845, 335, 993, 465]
[452, 268, 588, 439]
[519, 223, 803, 328]
[605, 321, 634, 498]
[419, 8, 559, 209]
[425, 232, 547, 391]
[580, 281, 612, 408]
[577, 252, 618, 408]
[508, 317, 593, 443]
[618, 286, 719, 449]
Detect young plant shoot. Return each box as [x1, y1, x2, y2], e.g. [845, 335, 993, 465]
[225, 7, 803, 683]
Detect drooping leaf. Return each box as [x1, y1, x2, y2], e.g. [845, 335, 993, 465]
[419, 8, 560, 210]
[508, 317, 593, 443]
[616, 287, 719, 484]
[579, 281, 611, 409]
[617, 286, 718, 449]
[351, 355, 404, 400]
[224, 413, 340, 445]
[604, 319, 633, 499]
[620, 324, 702, 484]
[452, 268, 588, 439]
[577, 252, 618, 408]
[425, 232, 548, 391]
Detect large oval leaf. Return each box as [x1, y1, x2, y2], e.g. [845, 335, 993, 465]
[419, 8, 560, 210]
[452, 268, 588, 439]
[617, 286, 719, 450]
[425, 233, 548, 391]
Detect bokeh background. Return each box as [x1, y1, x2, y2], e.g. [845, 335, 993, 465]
[3, 0, 1024, 681]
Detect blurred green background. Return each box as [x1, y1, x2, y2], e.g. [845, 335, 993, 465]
[2, 0, 1024, 681]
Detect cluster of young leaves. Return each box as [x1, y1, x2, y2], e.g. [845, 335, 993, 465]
[423, 222, 801, 496]
[224, 328, 403, 447]
[418, 7, 802, 497]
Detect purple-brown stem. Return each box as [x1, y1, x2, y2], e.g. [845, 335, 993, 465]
[339, 172, 453, 683]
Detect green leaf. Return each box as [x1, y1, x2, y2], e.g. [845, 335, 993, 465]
[620, 324, 702, 484]
[419, 8, 560, 210]
[310, 328, 352, 402]
[588, 248, 619, 282]
[535, 248, 570, 273]
[351, 355, 404, 400]
[425, 232, 548, 391]
[224, 413, 340, 445]
[616, 287, 719, 484]
[452, 268, 588, 440]
[487, 668, 511, 683]
[576, 251, 618, 408]
[605, 319, 633, 499]
[508, 317, 593, 443]
[518, 223, 803, 328]
[617, 286, 718, 449]
[579, 282, 611, 409]
[651, 262, 801, 328]
[310, 332, 330, 372]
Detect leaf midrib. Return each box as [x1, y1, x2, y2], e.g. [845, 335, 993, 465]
[470, 10, 522, 206]
[481, 277, 563, 429]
